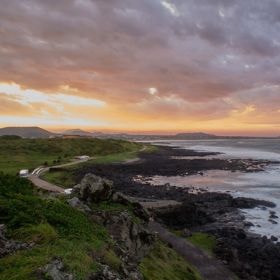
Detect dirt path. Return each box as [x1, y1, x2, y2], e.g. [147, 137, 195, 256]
[149, 221, 236, 280]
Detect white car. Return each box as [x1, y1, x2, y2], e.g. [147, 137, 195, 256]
[64, 188, 73, 194]
[19, 169, 29, 178]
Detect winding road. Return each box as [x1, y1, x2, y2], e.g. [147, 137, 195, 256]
[28, 158, 91, 193]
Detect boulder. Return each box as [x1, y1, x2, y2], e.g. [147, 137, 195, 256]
[73, 173, 113, 203]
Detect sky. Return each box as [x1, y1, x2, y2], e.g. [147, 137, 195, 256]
[0, 0, 280, 136]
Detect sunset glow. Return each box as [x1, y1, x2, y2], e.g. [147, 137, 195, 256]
[1, 0, 280, 136]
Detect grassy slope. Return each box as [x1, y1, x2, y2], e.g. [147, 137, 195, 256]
[140, 242, 202, 280]
[0, 137, 142, 174]
[0, 174, 200, 280]
[0, 174, 110, 279]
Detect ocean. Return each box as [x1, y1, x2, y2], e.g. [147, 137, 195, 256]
[148, 139, 280, 239]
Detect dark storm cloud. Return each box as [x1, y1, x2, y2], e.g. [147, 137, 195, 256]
[0, 0, 279, 120]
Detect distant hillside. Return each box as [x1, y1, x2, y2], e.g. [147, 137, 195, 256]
[174, 132, 218, 139]
[63, 129, 93, 137]
[0, 127, 54, 138]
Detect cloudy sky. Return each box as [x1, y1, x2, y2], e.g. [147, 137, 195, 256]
[0, 0, 280, 135]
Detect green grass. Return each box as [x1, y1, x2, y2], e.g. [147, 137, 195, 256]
[41, 170, 76, 189]
[0, 173, 109, 280]
[41, 143, 156, 189]
[140, 242, 202, 280]
[102, 250, 122, 271]
[0, 137, 143, 174]
[187, 233, 217, 255]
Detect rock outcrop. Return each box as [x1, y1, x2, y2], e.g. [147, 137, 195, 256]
[70, 174, 154, 279]
[38, 258, 74, 280]
[73, 173, 113, 203]
[0, 224, 33, 258]
[104, 210, 154, 263]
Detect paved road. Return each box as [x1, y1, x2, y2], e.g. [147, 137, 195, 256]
[29, 158, 91, 193]
[149, 221, 236, 280]
[29, 174, 65, 193]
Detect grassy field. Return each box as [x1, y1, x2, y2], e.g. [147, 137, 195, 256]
[140, 241, 202, 280]
[0, 137, 143, 174]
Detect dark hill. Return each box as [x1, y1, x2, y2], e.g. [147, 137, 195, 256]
[174, 132, 218, 139]
[0, 127, 54, 138]
[63, 129, 93, 137]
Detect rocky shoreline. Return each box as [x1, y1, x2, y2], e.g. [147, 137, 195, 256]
[74, 145, 280, 280]
[73, 146, 277, 201]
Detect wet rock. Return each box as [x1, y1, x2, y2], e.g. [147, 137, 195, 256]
[271, 236, 278, 242]
[244, 221, 254, 227]
[268, 219, 278, 225]
[269, 211, 278, 219]
[212, 228, 280, 280]
[67, 197, 91, 213]
[233, 197, 276, 209]
[39, 258, 74, 280]
[73, 173, 113, 203]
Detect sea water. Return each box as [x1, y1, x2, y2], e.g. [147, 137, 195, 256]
[148, 139, 280, 239]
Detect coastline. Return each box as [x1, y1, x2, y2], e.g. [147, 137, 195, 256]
[73, 144, 280, 280]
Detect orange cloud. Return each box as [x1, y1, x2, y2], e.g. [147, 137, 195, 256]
[0, 0, 280, 136]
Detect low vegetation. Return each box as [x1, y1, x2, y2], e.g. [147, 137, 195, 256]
[140, 241, 202, 280]
[187, 233, 217, 255]
[0, 173, 109, 279]
[0, 137, 143, 174]
[173, 230, 217, 255]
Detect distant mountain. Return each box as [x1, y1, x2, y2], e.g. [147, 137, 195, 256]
[174, 132, 218, 139]
[0, 127, 54, 138]
[63, 129, 93, 137]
